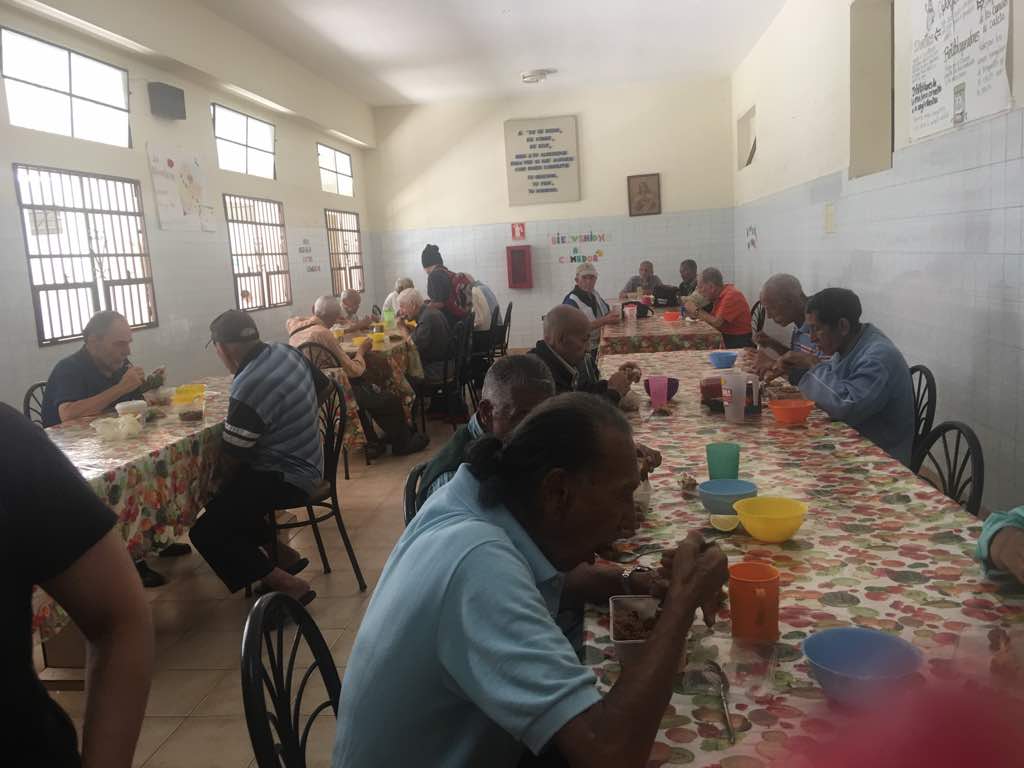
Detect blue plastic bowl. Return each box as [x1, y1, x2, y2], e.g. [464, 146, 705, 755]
[709, 351, 738, 369]
[697, 479, 758, 516]
[803, 627, 923, 709]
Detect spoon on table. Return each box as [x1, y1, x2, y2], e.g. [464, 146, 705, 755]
[703, 660, 736, 745]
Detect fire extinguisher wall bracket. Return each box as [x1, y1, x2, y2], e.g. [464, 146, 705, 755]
[506, 245, 533, 289]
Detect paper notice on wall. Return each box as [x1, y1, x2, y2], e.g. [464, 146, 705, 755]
[504, 115, 580, 205]
[147, 143, 215, 231]
[910, 0, 1010, 140]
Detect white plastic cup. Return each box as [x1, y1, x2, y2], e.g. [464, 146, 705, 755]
[722, 372, 746, 423]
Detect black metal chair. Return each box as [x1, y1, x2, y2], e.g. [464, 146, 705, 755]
[296, 341, 370, 480]
[241, 593, 342, 768]
[750, 301, 766, 335]
[404, 462, 428, 526]
[498, 302, 513, 357]
[269, 381, 367, 591]
[371, 304, 382, 318]
[414, 313, 474, 433]
[911, 421, 985, 517]
[909, 364, 937, 458]
[469, 304, 502, 393]
[23, 381, 46, 426]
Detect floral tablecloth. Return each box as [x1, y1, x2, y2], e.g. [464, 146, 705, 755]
[340, 336, 419, 421]
[587, 351, 1024, 767]
[33, 375, 232, 641]
[599, 316, 723, 356]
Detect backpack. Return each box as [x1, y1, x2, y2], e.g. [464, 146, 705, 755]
[441, 268, 473, 320]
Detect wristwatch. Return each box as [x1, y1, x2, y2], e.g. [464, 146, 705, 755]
[621, 565, 652, 595]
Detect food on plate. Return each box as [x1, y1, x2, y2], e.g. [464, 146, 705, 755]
[678, 473, 698, 495]
[178, 409, 204, 422]
[613, 607, 659, 641]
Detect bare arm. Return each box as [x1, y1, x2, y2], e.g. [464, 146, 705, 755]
[685, 305, 725, 331]
[57, 367, 144, 423]
[554, 537, 727, 767]
[42, 528, 154, 768]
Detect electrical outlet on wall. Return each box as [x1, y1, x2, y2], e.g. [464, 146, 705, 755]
[824, 202, 836, 234]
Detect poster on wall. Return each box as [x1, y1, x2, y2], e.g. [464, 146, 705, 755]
[910, 0, 1010, 140]
[146, 143, 216, 231]
[504, 115, 580, 205]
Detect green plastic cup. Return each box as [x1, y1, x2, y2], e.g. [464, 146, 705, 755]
[706, 442, 740, 480]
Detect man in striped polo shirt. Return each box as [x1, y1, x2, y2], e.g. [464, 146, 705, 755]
[189, 310, 327, 605]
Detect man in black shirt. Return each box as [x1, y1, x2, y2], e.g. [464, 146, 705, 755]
[41, 310, 188, 587]
[1, 404, 153, 767]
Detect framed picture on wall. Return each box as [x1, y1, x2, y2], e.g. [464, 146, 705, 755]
[627, 173, 661, 216]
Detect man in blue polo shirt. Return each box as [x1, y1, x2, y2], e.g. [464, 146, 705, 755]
[334, 393, 727, 767]
[40, 310, 151, 428]
[189, 310, 326, 605]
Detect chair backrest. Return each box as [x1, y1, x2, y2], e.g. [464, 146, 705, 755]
[319, 381, 347, 487]
[457, 311, 476, 382]
[297, 341, 342, 371]
[750, 301, 766, 334]
[404, 462, 428, 526]
[909, 364, 937, 455]
[371, 304, 382, 318]
[23, 381, 46, 426]
[911, 421, 985, 517]
[501, 302, 513, 353]
[241, 593, 342, 768]
[488, 304, 502, 350]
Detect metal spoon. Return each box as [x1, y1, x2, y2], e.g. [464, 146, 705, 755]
[704, 660, 736, 744]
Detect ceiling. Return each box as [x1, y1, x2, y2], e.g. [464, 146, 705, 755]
[197, 0, 786, 106]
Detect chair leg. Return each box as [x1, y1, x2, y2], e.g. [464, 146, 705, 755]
[364, 447, 371, 467]
[343, 448, 350, 480]
[330, 492, 366, 591]
[306, 505, 332, 575]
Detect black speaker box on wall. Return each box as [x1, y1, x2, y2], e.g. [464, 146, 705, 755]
[147, 82, 186, 120]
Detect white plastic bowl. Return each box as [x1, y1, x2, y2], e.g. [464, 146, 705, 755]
[115, 400, 148, 417]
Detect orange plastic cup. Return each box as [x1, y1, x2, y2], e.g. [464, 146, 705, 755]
[729, 561, 780, 643]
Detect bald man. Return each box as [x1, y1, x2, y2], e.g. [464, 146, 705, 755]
[341, 289, 374, 331]
[528, 305, 636, 402]
[619, 260, 663, 298]
[752, 274, 824, 383]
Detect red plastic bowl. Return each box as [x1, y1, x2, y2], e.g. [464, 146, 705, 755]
[768, 398, 814, 425]
[663, 311, 681, 321]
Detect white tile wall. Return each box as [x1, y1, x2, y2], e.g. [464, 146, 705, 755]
[733, 108, 1024, 511]
[364, 209, 735, 350]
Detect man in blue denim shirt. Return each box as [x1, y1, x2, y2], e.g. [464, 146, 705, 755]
[777, 288, 915, 466]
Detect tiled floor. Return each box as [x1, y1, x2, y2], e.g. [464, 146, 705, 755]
[50, 420, 453, 768]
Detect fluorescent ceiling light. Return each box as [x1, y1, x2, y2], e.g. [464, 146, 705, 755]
[221, 83, 294, 115]
[328, 129, 368, 148]
[7, 0, 156, 55]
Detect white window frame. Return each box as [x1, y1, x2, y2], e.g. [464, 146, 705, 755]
[317, 142, 354, 196]
[325, 208, 363, 294]
[212, 103, 276, 179]
[0, 27, 131, 148]
[223, 193, 292, 311]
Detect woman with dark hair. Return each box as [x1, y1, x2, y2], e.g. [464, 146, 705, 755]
[334, 393, 727, 767]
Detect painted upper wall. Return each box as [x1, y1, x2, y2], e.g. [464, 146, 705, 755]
[732, 0, 1024, 205]
[0, 5, 372, 409]
[11, 0, 375, 145]
[366, 79, 734, 232]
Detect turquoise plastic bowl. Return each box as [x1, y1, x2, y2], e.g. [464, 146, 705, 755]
[697, 479, 758, 516]
[803, 627, 923, 709]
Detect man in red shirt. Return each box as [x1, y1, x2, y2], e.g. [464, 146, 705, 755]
[684, 267, 753, 348]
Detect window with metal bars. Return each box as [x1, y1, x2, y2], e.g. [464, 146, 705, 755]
[14, 164, 157, 346]
[212, 103, 275, 179]
[224, 194, 292, 311]
[317, 143, 353, 196]
[325, 209, 363, 295]
[1, 28, 130, 148]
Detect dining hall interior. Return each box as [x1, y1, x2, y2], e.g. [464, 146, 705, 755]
[3, 0, 1024, 766]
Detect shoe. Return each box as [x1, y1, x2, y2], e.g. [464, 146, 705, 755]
[158, 543, 192, 558]
[136, 560, 167, 588]
[365, 442, 386, 461]
[393, 433, 430, 456]
[285, 557, 310, 576]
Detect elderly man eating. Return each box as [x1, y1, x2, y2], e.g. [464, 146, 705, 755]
[776, 287, 915, 465]
[398, 286, 450, 381]
[684, 267, 753, 348]
[333, 393, 727, 767]
[288, 296, 427, 458]
[529, 305, 634, 403]
[751, 273, 824, 382]
[340, 289, 374, 331]
[619, 259, 663, 298]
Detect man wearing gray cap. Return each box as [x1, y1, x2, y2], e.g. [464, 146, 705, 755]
[190, 310, 328, 604]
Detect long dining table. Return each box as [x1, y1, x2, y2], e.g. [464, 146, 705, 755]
[599, 314, 723, 356]
[585, 350, 1024, 767]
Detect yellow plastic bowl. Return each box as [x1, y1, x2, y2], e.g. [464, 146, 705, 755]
[351, 336, 368, 346]
[733, 496, 808, 543]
